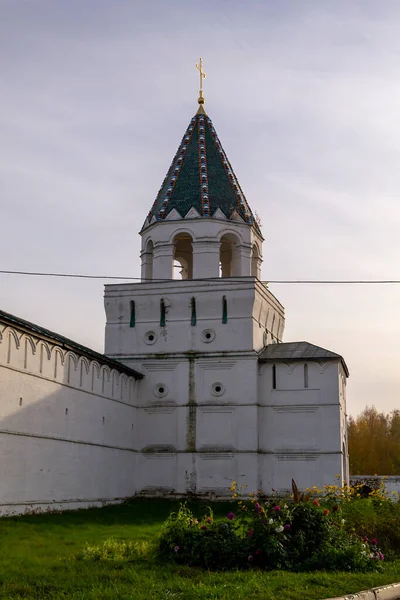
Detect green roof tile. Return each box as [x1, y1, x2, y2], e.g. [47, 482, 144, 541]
[143, 110, 259, 232]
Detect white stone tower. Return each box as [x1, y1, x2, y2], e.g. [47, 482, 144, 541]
[104, 65, 349, 496]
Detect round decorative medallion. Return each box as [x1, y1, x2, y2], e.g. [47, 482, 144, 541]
[201, 329, 215, 343]
[211, 382, 225, 397]
[144, 331, 157, 345]
[153, 384, 168, 398]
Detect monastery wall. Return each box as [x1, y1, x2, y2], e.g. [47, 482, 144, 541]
[0, 321, 139, 516]
[349, 476, 400, 498]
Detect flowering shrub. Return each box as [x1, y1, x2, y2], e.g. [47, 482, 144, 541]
[301, 476, 400, 557]
[157, 480, 385, 572]
[158, 505, 250, 570]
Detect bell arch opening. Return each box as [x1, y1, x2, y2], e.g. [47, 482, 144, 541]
[219, 233, 241, 277]
[173, 233, 193, 280]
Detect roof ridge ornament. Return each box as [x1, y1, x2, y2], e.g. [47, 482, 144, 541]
[196, 57, 207, 115]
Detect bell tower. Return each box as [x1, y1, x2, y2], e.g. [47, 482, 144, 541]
[105, 59, 285, 357]
[103, 61, 286, 497]
[139, 109, 263, 282]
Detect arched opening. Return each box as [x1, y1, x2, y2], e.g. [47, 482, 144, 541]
[272, 364, 277, 390]
[129, 301, 135, 328]
[304, 364, 308, 388]
[190, 297, 196, 326]
[160, 298, 166, 326]
[219, 233, 241, 277]
[143, 240, 154, 280]
[222, 295, 228, 324]
[173, 233, 193, 280]
[251, 243, 261, 278]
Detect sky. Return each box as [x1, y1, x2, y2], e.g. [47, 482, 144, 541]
[1, 0, 400, 416]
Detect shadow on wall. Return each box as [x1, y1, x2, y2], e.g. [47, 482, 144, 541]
[0, 325, 139, 515]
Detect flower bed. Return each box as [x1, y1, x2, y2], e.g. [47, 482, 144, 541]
[158, 480, 386, 572]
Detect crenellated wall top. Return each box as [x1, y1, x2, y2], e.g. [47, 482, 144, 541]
[0, 309, 143, 402]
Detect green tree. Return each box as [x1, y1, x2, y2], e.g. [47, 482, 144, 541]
[348, 406, 400, 475]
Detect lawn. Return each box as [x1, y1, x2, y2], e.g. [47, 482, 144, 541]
[0, 499, 400, 600]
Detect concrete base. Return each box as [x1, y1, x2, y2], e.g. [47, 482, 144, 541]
[0, 498, 125, 517]
[323, 582, 400, 600]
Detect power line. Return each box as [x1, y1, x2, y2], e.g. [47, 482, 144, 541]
[1, 269, 400, 284]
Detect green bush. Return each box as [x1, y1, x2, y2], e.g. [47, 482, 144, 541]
[158, 505, 249, 570]
[342, 496, 400, 557]
[157, 500, 382, 572]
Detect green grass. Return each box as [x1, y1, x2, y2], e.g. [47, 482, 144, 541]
[0, 499, 400, 599]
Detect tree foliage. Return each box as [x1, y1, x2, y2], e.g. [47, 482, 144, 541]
[349, 406, 400, 475]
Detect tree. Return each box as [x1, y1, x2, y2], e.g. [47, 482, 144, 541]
[348, 406, 400, 475]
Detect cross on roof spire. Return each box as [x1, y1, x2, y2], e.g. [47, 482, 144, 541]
[196, 57, 206, 107]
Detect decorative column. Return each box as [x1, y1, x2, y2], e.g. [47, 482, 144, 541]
[152, 242, 174, 280]
[236, 244, 252, 277]
[192, 240, 220, 279]
[140, 249, 153, 281]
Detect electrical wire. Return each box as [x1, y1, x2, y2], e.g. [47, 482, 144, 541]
[1, 269, 400, 284]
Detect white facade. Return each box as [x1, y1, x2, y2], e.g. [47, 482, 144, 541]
[258, 359, 349, 492]
[103, 194, 349, 497]
[0, 101, 350, 513]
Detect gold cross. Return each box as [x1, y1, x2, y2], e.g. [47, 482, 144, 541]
[196, 57, 206, 92]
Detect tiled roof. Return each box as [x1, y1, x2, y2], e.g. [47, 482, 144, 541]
[258, 341, 349, 376]
[0, 309, 143, 379]
[143, 109, 259, 231]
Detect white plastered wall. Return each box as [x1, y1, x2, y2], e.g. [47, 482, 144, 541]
[258, 360, 348, 493]
[104, 275, 283, 497]
[0, 323, 139, 515]
[104, 279, 284, 357]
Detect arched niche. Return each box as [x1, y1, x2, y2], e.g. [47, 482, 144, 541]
[219, 233, 241, 277]
[173, 233, 193, 280]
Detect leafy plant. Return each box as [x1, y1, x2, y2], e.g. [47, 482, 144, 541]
[157, 491, 384, 572]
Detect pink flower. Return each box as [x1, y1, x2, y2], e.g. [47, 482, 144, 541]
[248, 555, 253, 562]
[284, 524, 291, 531]
[371, 538, 378, 546]
[227, 512, 235, 521]
[254, 502, 262, 514]
[201, 525, 207, 530]
[255, 549, 261, 556]
[273, 505, 281, 512]
[248, 529, 254, 537]
[174, 546, 179, 552]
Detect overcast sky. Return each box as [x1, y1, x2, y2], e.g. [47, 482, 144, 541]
[2, 0, 400, 416]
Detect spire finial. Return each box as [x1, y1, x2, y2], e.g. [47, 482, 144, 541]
[196, 57, 206, 107]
